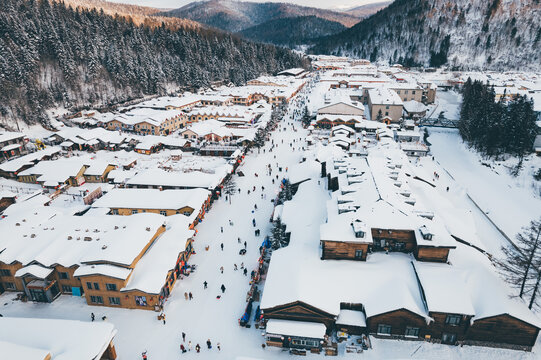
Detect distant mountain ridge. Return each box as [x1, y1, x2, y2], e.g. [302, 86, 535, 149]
[160, 0, 362, 33]
[311, 0, 541, 71]
[344, 1, 392, 18]
[239, 15, 346, 46]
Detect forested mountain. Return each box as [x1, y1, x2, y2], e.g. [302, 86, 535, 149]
[161, 0, 361, 33]
[62, 0, 201, 30]
[0, 0, 305, 128]
[239, 16, 346, 46]
[345, 1, 392, 18]
[311, 0, 541, 70]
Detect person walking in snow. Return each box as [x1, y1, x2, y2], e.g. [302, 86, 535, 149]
[195, 344, 201, 353]
[241, 262, 244, 269]
[244, 241, 247, 249]
[188, 341, 192, 351]
[252, 218, 256, 227]
[243, 268, 248, 276]
[234, 264, 238, 271]
[238, 237, 241, 244]
[91, 313, 95, 322]
[220, 243, 224, 251]
[189, 292, 193, 300]
[184, 292, 188, 300]
[221, 284, 226, 293]
[180, 344, 186, 353]
[203, 281, 208, 289]
[206, 339, 212, 349]
[182, 332, 186, 342]
[220, 226, 223, 233]
[162, 313, 166, 325]
[142, 351, 148, 360]
[220, 266, 224, 274]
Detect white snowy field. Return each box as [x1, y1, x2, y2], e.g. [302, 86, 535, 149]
[1, 85, 540, 359]
[428, 128, 541, 253]
[427, 90, 462, 119]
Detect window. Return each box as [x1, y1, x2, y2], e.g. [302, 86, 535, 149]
[385, 105, 390, 109]
[4, 282, 15, 290]
[412, 90, 416, 94]
[111, 209, 119, 215]
[109, 297, 121, 305]
[106, 283, 117, 291]
[396, 90, 401, 94]
[90, 295, 104, 304]
[160, 210, 167, 216]
[0, 269, 11, 276]
[377, 324, 392, 335]
[62, 285, 72, 293]
[93, 282, 100, 291]
[58, 272, 69, 280]
[135, 296, 147, 306]
[385, 112, 389, 116]
[291, 339, 319, 348]
[132, 209, 138, 214]
[445, 315, 461, 325]
[405, 327, 419, 337]
[442, 333, 457, 344]
[405, 90, 409, 94]
[354, 249, 363, 259]
[86, 282, 92, 290]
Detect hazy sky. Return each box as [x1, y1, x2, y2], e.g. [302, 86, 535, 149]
[111, 0, 388, 11]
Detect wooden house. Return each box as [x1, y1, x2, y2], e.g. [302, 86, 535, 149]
[83, 163, 117, 183]
[265, 319, 326, 351]
[465, 314, 540, 350]
[366, 308, 428, 340]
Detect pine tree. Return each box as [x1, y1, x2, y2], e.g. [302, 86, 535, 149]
[498, 218, 541, 309]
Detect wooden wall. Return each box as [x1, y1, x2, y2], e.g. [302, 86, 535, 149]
[54, 265, 82, 294]
[371, 229, 416, 252]
[112, 207, 194, 216]
[321, 241, 368, 261]
[466, 314, 540, 347]
[263, 301, 335, 330]
[415, 247, 451, 263]
[427, 312, 472, 342]
[367, 309, 427, 338]
[0, 262, 24, 291]
[78, 274, 129, 308]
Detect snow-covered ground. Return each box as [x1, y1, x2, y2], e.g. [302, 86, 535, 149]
[1, 81, 540, 359]
[428, 128, 541, 254]
[426, 90, 462, 119]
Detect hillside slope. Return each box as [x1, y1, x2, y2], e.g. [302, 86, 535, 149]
[345, 1, 392, 18]
[161, 0, 361, 32]
[239, 16, 346, 46]
[0, 0, 305, 128]
[311, 0, 541, 70]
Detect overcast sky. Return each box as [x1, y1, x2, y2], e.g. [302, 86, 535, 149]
[111, 0, 387, 11]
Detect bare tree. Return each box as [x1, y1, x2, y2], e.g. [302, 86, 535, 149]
[498, 218, 541, 309]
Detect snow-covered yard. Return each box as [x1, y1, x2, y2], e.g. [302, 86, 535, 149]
[428, 128, 541, 252]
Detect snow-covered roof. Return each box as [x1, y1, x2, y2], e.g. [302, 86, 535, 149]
[414, 262, 475, 316]
[92, 188, 209, 211]
[73, 264, 132, 280]
[0, 147, 61, 173]
[266, 319, 326, 339]
[336, 309, 367, 327]
[14, 264, 54, 279]
[0, 340, 50, 360]
[122, 217, 194, 294]
[403, 100, 427, 114]
[0, 213, 165, 268]
[368, 88, 403, 105]
[126, 167, 231, 190]
[0, 132, 25, 144]
[0, 317, 117, 360]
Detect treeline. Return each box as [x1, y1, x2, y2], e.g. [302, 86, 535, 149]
[0, 0, 306, 127]
[459, 78, 538, 158]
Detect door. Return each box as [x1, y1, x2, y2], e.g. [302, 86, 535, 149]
[354, 249, 363, 260]
[29, 288, 47, 302]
